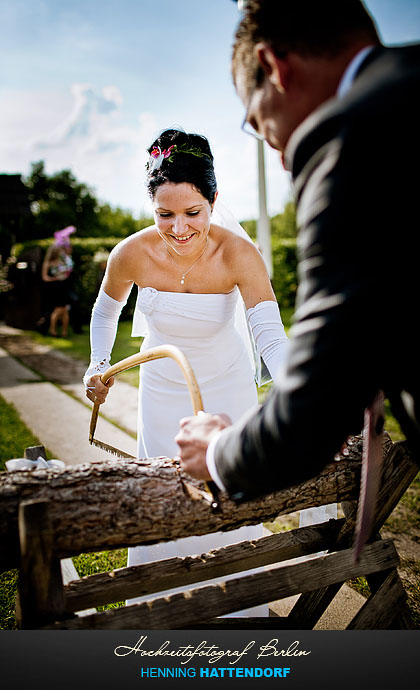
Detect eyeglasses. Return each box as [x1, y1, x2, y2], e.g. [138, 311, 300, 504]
[241, 81, 265, 141]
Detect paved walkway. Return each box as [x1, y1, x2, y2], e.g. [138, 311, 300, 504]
[0, 324, 137, 464]
[0, 321, 365, 627]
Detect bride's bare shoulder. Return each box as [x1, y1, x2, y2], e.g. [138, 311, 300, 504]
[211, 222, 252, 244]
[211, 223, 257, 258]
[107, 226, 157, 272]
[110, 225, 156, 256]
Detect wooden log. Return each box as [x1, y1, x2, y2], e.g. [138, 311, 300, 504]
[0, 436, 367, 572]
[42, 539, 400, 629]
[64, 519, 345, 611]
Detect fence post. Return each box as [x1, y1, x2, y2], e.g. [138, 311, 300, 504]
[17, 500, 66, 629]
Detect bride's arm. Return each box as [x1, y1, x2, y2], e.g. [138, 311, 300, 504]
[234, 239, 289, 381]
[83, 241, 135, 404]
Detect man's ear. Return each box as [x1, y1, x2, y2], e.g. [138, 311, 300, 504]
[255, 42, 290, 93]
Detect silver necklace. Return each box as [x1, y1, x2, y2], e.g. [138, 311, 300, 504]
[167, 237, 208, 285]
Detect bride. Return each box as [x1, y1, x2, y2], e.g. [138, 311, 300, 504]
[83, 127, 289, 615]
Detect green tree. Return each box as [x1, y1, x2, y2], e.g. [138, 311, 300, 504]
[241, 201, 296, 243]
[25, 161, 102, 238]
[240, 218, 257, 241]
[24, 161, 153, 240]
[242, 202, 297, 308]
[271, 201, 297, 240]
[96, 204, 152, 238]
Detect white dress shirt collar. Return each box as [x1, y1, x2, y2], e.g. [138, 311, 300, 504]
[337, 45, 375, 98]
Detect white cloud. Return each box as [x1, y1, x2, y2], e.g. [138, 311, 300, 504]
[0, 84, 159, 215]
[35, 83, 124, 149]
[0, 83, 291, 221]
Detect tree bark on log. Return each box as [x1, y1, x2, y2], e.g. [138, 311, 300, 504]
[0, 433, 410, 574]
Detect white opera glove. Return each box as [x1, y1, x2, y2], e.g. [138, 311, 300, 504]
[83, 288, 128, 391]
[246, 300, 289, 382]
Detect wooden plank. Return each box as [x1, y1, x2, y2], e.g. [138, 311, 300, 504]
[363, 553, 414, 629]
[64, 519, 344, 611]
[17, 500, 66, 628]
[361, 536, 413, 629]
[390, 603, 416, 630]
[368, 441, 419, 538]
[180, 617, 292, 629]
[42, 539, 399, 629]
[60, 559, 96, 617]
[286, 583, 343, 629]
[286, 500, 357, 628]
[298, 440, 417, 629]
[347, 569, 408, 629]
[336, 441, 418, 552]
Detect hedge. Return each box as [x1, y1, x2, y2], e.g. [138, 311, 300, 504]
[10, 237, 137, 323]
[10, 234, 297, 323]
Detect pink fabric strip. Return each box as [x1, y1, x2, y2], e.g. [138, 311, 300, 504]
[353, 390, 385, 562]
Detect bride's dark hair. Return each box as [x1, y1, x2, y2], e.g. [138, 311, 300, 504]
[146, 128, 217, 204]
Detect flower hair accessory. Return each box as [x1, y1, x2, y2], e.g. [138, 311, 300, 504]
[147, 143, 211, 173]
[148, 145, 175, 172]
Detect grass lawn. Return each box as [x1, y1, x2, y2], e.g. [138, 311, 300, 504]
[0, 395, 53, 469]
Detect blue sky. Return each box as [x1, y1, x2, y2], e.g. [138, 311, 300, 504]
[1, 0, 420, 222]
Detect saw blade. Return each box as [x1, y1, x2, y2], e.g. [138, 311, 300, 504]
[90, 438, 137, 460]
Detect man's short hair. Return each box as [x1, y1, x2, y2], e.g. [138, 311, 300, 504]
[232, 0, 380, 93]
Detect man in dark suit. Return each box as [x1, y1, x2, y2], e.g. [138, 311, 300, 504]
[176, 0, 420, 502]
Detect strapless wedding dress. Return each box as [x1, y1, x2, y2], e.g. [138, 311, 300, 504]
[127, 286, 268, 616]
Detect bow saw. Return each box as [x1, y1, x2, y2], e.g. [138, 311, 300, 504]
[89, 344, 220, 510]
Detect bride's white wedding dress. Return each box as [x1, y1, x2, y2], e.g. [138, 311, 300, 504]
[127, 285, 268, 616]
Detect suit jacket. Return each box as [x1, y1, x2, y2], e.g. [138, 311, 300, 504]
[215, 44, 420, 500]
